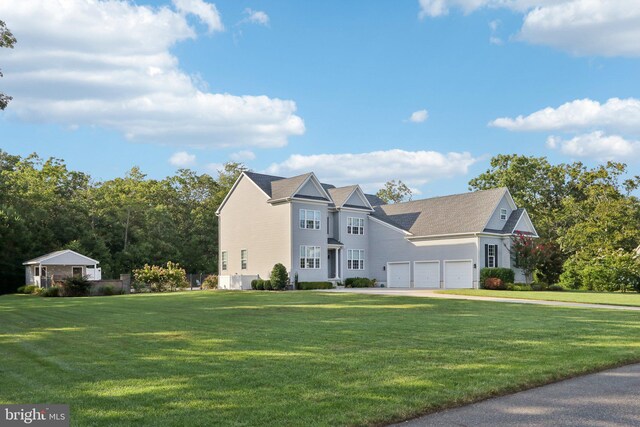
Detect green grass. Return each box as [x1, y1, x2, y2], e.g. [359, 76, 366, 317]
[1, 291, 640, 426]
[437, 289, 640, 307]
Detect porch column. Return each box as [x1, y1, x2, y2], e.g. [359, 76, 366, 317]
[38, 263, 42, 288]
[335, 248, 340, 280]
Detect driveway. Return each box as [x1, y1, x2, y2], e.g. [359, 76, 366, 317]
[320, 288, 640, 311]
[391, 363, 640, 427]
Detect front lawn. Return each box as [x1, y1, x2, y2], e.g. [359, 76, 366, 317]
[1, 292, 639, 426]
[437, 289, 640, 307]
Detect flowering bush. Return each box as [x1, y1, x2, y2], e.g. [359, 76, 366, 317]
[202, 275, 218, 290]
[483, 277, 506, 290]
[511, 232, 560, 284]
[133, 262, 188, 292]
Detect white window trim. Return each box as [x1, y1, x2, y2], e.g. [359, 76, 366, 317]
[221, 251, 228, 271]
[240, 249, 248, 270]
[299, 245, 321, 269]
[487, 245, 496, 268]
[299, 209, 321, 230]
[500, 208, 508, 221]
[347, 249, 365, 270]
[347, 217, 365, 235]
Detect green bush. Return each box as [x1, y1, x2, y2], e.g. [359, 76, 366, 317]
[263, 280, 272, 290]
[548, 284, 565, 292]
[480, 268, 515, 287]
[506, 283, 532, 291]
[344, 277, 375, 288]
[17, 285, 38, 294]
[202, 275, 218, 290]
[270, 264, 289, 290]
[251, 279, 259, 290]
[62, 276, 91, 297]
[101, 285, 116, 296]
[298, 282, 333, 290]
[560, 250, 640, 292]
[530, 282, 548, 291]
[133, 261, 188, 292]
[256, 280, 264, 290]
[41, 286, 60, 297]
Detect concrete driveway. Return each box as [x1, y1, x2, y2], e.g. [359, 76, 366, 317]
[392, 363, 640, 427]
[320, 288, 640, 311]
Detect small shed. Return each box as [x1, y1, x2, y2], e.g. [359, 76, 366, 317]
[23, 250, 101, 287]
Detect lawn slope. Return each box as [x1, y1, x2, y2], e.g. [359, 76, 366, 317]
[1, 291, 639, 426]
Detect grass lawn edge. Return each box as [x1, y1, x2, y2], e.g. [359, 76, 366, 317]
[435, 290, 640, 308]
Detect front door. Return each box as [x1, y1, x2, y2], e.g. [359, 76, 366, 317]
[328, 249, 336, 279]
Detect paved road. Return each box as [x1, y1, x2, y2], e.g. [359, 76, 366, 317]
[391, 363, 640, 427]
[320, 288, 640, 311]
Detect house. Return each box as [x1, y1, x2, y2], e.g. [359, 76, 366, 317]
[23, 250, 102, 287]
[215, 171, 537, 289]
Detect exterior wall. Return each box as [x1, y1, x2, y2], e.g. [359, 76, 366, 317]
[485, 194, 514, 231]
[368, 220, 478, 287]
[219, 274, 259, 290]
[479, 236, 526, 283]
[290, 201, 330, 282]
[337, 209, 370, 280]
[25, 267, 33, 285]
[42, 252, 98, 267]
[344, 191, 368, 208]
[218, 175, 292, 280]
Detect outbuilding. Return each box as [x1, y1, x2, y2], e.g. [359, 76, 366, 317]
[23, 250, 101, 287]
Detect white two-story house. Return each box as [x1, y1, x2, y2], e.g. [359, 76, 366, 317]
[216, 171, 537, 289]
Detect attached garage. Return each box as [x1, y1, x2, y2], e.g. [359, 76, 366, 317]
[386, 262, 410, 288]
[444, 260, 473, 289]
[414, 261, 440, 288]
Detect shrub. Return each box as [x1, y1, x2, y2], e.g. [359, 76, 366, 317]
[506, 283, 532, 291]
[17, 285, 38, 294]
[344, 277, 375, 288]
[270, 263, 289, 290]
[251, 279, 259, 290]
[202, 275, 218, 290]
[480, 268, 515, 286]
[133, 262, 188, 292]
[530, 282, 548, 291]
[256, 280, 265, 290]
[548, 284, 565, 292]
[61, 276, 91, 297]
[263, 280, 272, 290]
[41, 286, 60, 297]
[298, 282, 334, 290]
[101, 285, 116, 296]
[560, 250, 640, 292]
[483, 277, 506, 290]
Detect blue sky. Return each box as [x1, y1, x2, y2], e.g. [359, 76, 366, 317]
[1, 0, 639, 196]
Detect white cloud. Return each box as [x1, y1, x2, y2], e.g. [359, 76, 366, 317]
[172, 0, 224, 33]
[265, 149, 478, 191]
[418, 0, 640, 57]
[0, 0, 304, 148]
[407, 109, 429, 123]
[490, 98, 640, 134]
[547, 131, 640, 161]
[169, 151, 197, 167]
[489, 19, 503, 45]
[241, 8, 270, 26]
[229, 150, 256, 161]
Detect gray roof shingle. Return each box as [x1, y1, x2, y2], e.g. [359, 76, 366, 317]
[484, 208, 524, 234]
[327, 186, 358, 207]
[371, 187, 508, 237]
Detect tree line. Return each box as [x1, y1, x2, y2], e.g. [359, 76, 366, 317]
[0, 150, 245, 293]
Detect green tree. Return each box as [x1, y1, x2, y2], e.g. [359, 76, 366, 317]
[270, 263, 289, 290]
[0, 20, 16, 110]
[376, 180, 412, 204]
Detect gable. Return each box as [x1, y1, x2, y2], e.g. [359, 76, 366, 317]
[216, 173, 269, 215]
[344, 189, 370, 209]
[295, 178, 325, 199]
[484, 192, 516, 232]
[513, 210, 538, 236]
[24, 250, 99, 266]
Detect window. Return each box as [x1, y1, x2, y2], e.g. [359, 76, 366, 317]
[500, 208, 508, 220]
[299, 246, 321, 269]
[35, 266, 40, 276]
[347, 249, 365, 270]
[241, 250, 248, 270]
[485, 244, 498, 268]
[72, 266, 83, 277]
[221, 251, 228, 270]
[299, 209, 321, 230]
[347, 217, 365, 235]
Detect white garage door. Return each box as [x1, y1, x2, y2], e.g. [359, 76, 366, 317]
[444, 260, 473, 289]
[387, 262, 410, 288]
[414, 261, 440, 288]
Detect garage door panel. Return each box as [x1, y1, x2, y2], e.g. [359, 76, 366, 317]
[414, 261, 440, 288]
[387, 262, 410, 288]
[444, 260, 473, 289]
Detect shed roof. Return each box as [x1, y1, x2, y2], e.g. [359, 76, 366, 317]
[23, 249, 99, 266]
